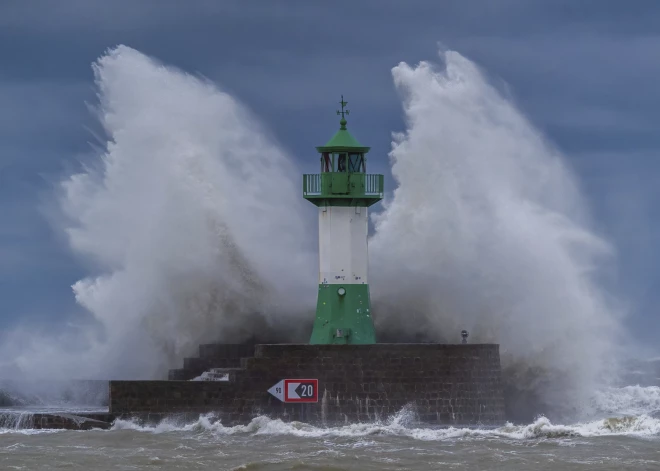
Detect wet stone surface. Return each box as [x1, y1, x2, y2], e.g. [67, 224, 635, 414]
[111, 344, 505, 426]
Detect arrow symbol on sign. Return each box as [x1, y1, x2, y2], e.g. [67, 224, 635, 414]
[287, 382, 301, 400]
[267, 380, 284, 402]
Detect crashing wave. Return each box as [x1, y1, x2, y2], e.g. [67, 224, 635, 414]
[108, 407, 660, 440]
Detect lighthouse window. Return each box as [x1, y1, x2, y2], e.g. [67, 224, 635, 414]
[321, 153, 332, 172]
[336, 153, 347, 172]
[348, 153, 364, 172]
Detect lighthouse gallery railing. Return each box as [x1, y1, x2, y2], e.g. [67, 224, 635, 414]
[303, 173, 384, 197]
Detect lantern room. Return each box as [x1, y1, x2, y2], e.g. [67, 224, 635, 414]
[316, 96, 370, 173]
[303, 96, 383, 207]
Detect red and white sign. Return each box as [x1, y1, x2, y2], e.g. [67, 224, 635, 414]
[267, 379, 318, 403]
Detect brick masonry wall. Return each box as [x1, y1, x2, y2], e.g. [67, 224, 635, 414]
[111, 343, 505, 426]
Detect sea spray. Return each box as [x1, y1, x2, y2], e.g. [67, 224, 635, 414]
[593, 386, 660, 416]
[65, 46, 318, 378]
[370, 50, 623, 420]
[0, 45, 316, 381]
[0, 412, 35, 432]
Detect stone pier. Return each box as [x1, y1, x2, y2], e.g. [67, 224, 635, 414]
[110, 343, 505, 426]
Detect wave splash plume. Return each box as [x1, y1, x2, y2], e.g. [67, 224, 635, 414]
[0, 45, 316, 380]
[370, 50, 623, 420]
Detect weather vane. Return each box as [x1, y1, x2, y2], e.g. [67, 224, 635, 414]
[337, 95, 350, 120]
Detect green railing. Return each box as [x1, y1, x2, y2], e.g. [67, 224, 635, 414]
[304, 173, 323, 195]
[303, 173, 384, 200]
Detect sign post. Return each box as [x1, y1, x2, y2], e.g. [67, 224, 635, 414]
[268, 379, 318, 403]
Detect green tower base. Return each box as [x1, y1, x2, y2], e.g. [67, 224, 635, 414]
[309, 284, 376, 344]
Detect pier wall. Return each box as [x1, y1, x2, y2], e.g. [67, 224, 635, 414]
[111, 344, 505, 426]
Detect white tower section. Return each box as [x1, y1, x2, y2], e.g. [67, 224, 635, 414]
[318, 206, 368, 286]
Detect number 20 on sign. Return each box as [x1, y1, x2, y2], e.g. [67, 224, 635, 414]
[267, 379, 319, 403]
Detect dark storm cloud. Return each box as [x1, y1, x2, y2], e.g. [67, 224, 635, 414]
[1, 0, 659, 343]
[5, 0, 658, 146]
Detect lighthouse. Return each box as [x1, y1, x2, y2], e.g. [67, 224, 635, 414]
[303, 97, 384, 344]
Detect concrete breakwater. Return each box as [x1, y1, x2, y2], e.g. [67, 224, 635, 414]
[0, 411, 114, 430]
[112, 343, 506, 426]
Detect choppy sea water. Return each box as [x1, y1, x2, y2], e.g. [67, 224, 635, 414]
[2, 391, 660, 471]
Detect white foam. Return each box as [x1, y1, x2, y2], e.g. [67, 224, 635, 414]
[108, 407, 660, 440]
[592, 385, 660, 416]
[0, 429, 66, 436]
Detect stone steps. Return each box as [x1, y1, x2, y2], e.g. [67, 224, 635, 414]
[192, 368, 244, 382]
[168, 344, 256, 381]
